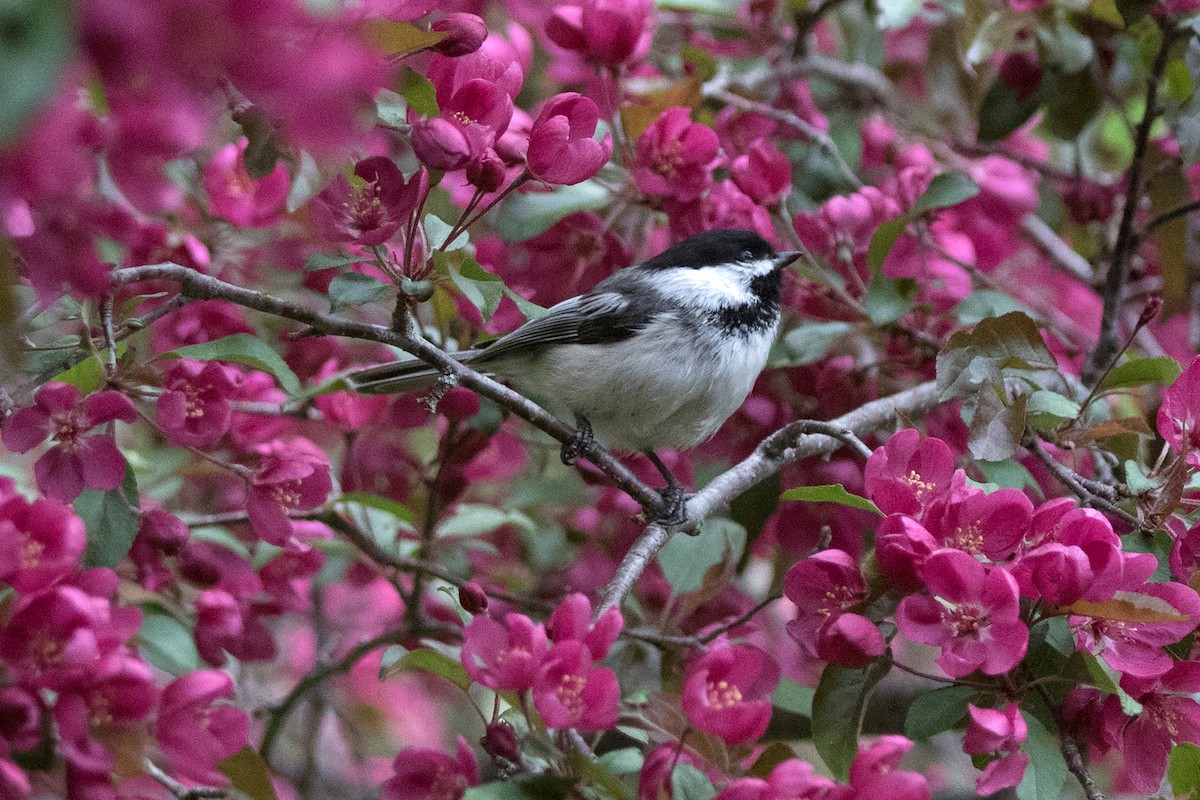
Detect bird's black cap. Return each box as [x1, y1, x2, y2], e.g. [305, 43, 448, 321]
[639, 229, 778, 270]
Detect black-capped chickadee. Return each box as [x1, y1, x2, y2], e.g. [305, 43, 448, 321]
[349, 228, 802, 519]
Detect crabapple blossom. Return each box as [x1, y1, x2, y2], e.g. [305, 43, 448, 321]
[681, 643, 780, 744]
[847, 736, 929, 800]
[201, 137, 289, 228]
[156, 670, 250, 785]
[309, 156, 423, 246]
[527, 94, 612, 185]
[430, 13, 488, 57]
[962, 704, 1028, 794]
[545, 0, 655, 67]
[381, 736, 479, 800]
[862, 429, 960, 519]
[461, 613, 548, 691]
[2, 383, 136, 502]
[783, 549, 880, 665]
[634, 108, 720, 203]
[547, 592, 623, 659]
[1101, 661, 1200, 793]
[245, 438, 333, 547]
[711, 758, 841, 800]
[155, 360, 239, 448]
[895, 549, 1028, 677]
[532, 640, 620, 729]
[0, 481, 86, 594]
[1158, 354, 1200, 467]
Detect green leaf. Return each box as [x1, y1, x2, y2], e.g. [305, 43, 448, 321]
[161, 333, 301, 395]
[936, 311, 1057, 401]
[904, 685, 976, 740]
[780, 484, 882, 515]
[337, 492, 415, 522]
[383, 647, 472, 691]
[912, 172, 980, 214]
[967, 384, 1027, 461]
[444, 255, 505, 323]
[954, 290, 1031, 326]
[656, 0, 739, 13]
[812, 660, 889, 780]
[658, 518, 746, 594]
[502, 287, 549, 321]
[1170, 743, 1200, 799]
[217, 748, 278, 800]
[671, 764, 717, 800]
[1025, 390, 1082, 421]
[978, 78, 1043, 143]
[876, 0, 923, 28]
[1015, 712, 1067, 800]
[286, 150, 325, 213]
[137, 610, 202, 676]
[864, 277, 915, 325]
[866, 217, 907, 271]
[771, 678, 815, 717]
[304, 253, 365, 272]
[975, 459, 1040, 492]
[426, 214, 469, 251]
[496, 180, 613, 241]
[50, 354, 104, 394]
[1101, 356, 1183, 391]
[374, 88, 408, 127]
[0, 0, 73, 145]
[328, 272, 393, 311]
[1069, 652, 1143, 716]
[1115, 0, 1153, 25]
[463, 776, 577, 800]
[730, 473, 781, 557]
[75, 463, 140, 568]
[233, 107, 284, 180]
[1042, 68, 1103, 141]
[777, 321, 852, 366]
[438, 504, 538, 538]
[399, 67, 439, 118]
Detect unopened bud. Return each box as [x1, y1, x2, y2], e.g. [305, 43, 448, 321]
[1138, 296, 1163, 329]
[467, 149, 506, 193]
[458, 581, 489, 614]
[431, 13, 488, 57]
[411, 118, 472, 172]
[481, 721, 520, 764]
[441, 387, 481, 422]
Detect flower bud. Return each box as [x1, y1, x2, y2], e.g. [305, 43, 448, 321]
[458, 581, 489, 614]
[481, 721, 520, 764]
[411, 118, 473, 171]
[440, 387, 481, 422]
[467, 149, 506, 193]
[431, 13, 487, 57]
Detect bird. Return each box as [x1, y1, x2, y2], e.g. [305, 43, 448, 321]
[348, 228, 802, 521]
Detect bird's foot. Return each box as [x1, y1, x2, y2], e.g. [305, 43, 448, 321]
[561, 414, 594, 466]
[655, 484, 690, 526]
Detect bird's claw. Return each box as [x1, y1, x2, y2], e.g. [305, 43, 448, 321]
[656, 484, 689, 526]
[561, 414, 594, 466]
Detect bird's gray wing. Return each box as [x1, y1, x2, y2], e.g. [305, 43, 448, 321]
[474, 290, 655, 365]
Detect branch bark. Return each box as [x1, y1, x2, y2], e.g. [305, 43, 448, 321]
[597, 381, 941, 614]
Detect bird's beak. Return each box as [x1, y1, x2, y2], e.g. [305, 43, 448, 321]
[774, 250, 804, 270]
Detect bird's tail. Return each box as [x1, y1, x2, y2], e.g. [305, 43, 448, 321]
[346, 350, 484, 395]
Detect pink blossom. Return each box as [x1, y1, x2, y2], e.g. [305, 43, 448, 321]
[156, 360, 239, 449]
[458, 582, 489, 615]
[54, 651, 158, 739]
[545, 0, 655, 67]
[202, 137, 289, 228]
[1111, 661, 1200, 793]
[638, 743, 714, 800]
[194, 589, 278, 666]
[0, 685, 43, 752]
[0, 758, 29, 800]
[246, 438, 333, 547]
[2, 383, 136, 502]
[0, 585, 108, 689]
[730, 141, 792, 206]
[533, 640, 620, 730]
[874, 514, 940, 592]
[963, 704, 1028, 795]
[882, 223, 974, 310]
[151, 300, 255, 353]
[681, 643, 780, 744]
[863, 429, 960, 518]
[508, 212, 633, 305]
[413, 80, 513, 173]
[816, 614, 886, 669]
[527, 94, 612, 185]
[998, 52, 1043, 102]
[1158, 355, 1200, 468]
[461, 613, 548, 691]
[104, 92, 209, 214]
[847, 736, 929, 800]
[923, 486, 1033, 560]
[427, 33, 526, 108]
[156, 670, 250, 785]
[0, 484, 86, 593]
[634, 108, 720, 203]
[381, 736, 478, 800]
[548, 592, 623, 660]
[1071, 566, 1200, 679]
[712, 758, 841, 800]
[666, 182, 776, 243]
[310, 157, 423, 247]
[783, 549, 868, 657]
[895, 549, 1028, 677]
[480, 721, 520, 765]
[430, 13, 488, 57]
[312, 358, 389, 430]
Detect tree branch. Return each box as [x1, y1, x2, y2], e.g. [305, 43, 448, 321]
[111, 264, 670, 520]
[1085, 26, 1179, 383]
[597, 381, 941, 614]
[1023, 435, 1139, 528]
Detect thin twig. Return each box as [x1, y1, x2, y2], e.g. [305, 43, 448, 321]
[1086, 27, 1179, 383]
[596, 381, 942, 615]
[144, 760, 227, 800]
[1141, 197, 1200, 238]
[708, 88, 862, 189]
[1023, 435, 1139, 527]
[624, 593, 782, 648]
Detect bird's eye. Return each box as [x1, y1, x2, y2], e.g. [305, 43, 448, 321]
[740, 249, 753, 260]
